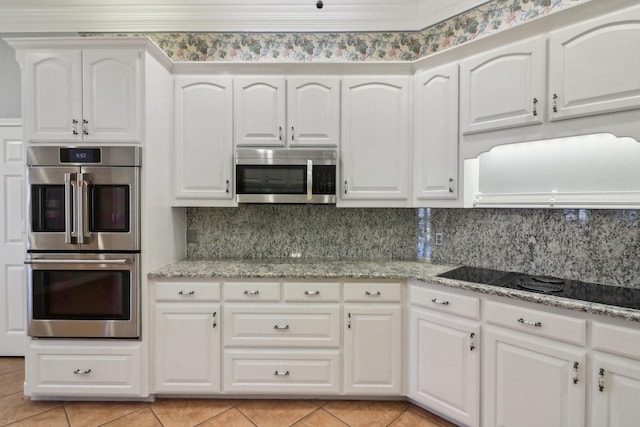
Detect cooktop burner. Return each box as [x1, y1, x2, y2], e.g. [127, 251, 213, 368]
[437, 266, 640, 311]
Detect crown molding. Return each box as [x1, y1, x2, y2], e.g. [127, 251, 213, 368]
[0, 1, 489, 33]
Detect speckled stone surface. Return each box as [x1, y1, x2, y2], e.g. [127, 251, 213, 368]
[430, 208, 640, 288]
[187, 206, 417, 260]
[148, 259, 640, 322]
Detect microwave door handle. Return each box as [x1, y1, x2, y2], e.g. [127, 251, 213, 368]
[307, 159, 313, 202]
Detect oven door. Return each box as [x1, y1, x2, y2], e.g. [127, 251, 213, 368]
[25, 253, 140, 339]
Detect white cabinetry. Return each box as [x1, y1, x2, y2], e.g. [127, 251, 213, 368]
[153, 280, 221, 393]
[24, 49, 140, 143]
[460, 36, 545, 134]
[173, 76, 234, 205]
[27, 341, 142, 397]
[340, 77, 410, 205]
[234, 77, 340, 147]
[483, 301, 587, 427]
[344, 282, 402, 395]
[413, 63, 459, 202]
[590, 322, 640, 427]
[223, 280, 341, 394]
[408, 283, 480, 427]
[548, 6, 640, 121]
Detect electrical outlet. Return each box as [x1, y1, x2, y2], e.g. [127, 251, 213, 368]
[435, 232, 444, 246]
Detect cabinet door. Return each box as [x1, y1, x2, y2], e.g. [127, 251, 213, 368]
[460, 36, 545, 134]
[154, 303, 220, 393]
[414, 63, 458, 201]
[483, 326, 586, 427]
[344, 304, 402, 395]
[409, 307, 479, 427]
[287, 77, 340, 146]
[24, 50, 82, 142]
[174, 77, 233, 203]
[590, 352, 640, 427]
[82, 50, 141, 142]
[549, 7, 640, 121]
[341, 77, 410, 202]
[234, 77, 286, 146]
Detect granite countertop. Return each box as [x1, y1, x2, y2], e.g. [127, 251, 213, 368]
[149, 259, 640, 323]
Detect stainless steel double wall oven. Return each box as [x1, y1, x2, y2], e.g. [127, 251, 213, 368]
[25, 146, 141, 338]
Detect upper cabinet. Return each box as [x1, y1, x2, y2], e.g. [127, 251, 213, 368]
[340, 76, 411, 206]
[413, 63, 459, 203]
[173, 76, 234, 206]
[234, 76, 340, 147]
[460, 36, 545, 135]
[548, 6, 640, 121]
[24, 49, 141, 143]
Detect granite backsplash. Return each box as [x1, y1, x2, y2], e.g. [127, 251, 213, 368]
[186, 206, 640, 288]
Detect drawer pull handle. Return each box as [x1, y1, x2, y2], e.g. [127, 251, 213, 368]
[73, 369, 92, 375]
[517, 318, 542, 327]
[274, 324, 290, 330]
[365, 291, 382, 296]
[243, 290, 260, 296]
[572, 361, 579, 385]
[431, 298, 450, 306]
[274, 370, 290, 377]
[304, 290, 320, 296]
[178, 290, 195, 296]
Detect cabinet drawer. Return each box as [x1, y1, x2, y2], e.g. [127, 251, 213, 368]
[224, 281, 281, 301]
[224, 349, 340, 394]
[409, 284, 480, 320]
[224, 304, 340, 347]
[28, 343, 142, 397]
[592, 322, 640, 360]
[344, 282, 402, 302]
[284, 282, 341, 302]
[484, 300, 586, 346]
[155, 281, 221, 302]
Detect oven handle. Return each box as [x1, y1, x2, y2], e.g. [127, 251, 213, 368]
[24, 258, 133, 265]
[77, 172, 86, 245]
[64, 173, 74, 243]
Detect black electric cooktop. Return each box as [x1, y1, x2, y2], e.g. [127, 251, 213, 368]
[437, 266, 640, 311]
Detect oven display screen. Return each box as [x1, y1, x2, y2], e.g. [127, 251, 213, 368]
[60, 148, 101, 164]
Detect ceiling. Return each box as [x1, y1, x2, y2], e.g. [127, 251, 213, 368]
[0, 0, 489, 33]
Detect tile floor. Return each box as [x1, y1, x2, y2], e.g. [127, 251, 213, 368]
[0, 357, 457, 427]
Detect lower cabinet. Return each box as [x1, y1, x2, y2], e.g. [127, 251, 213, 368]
[153, 280, 221, 394]
[27, 340, 143, 397]
[154, 303, 220, 393]
[408, 307, 479, 426]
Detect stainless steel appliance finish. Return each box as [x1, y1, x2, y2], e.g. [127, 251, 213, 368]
[26, 146, 141, 251]
[235, 148, 337, 204]
[25, 253, 140, 338]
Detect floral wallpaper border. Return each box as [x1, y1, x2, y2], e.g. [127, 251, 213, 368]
[86, 0, 590, 62]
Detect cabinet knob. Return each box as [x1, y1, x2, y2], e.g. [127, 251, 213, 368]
[82, 119, 89, 135]
[291, 126, 295, 141]
[533, 98, 538, 116]
[274, 370, 290, 377]
[344, 180, 348, 194]
[278, 126, 283, 141]
[304, 290, 320, 296]
[365, 291, 382, 296]
[572, 361, 579, 385]
[552, 93, 558, 113]
[73, 369, 92, 375]
[225, 180, 230, 193]
[431, 298, 450, 306]
[178, 290, 195, 296]
[72, 119, 79, 135]
[243, 290, 260, 296]
[517, 317, 542, 327]
[273, 324, 290, 330]
[598, 368, 605, 392]
[448, 178, 454, 193]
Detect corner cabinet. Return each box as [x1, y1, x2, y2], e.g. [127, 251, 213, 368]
[340, 76, 410, 206]
[344, 282, 402, 395]
[173, 76, 234, 205]
[460, 36, 545, 134]
[408, 283, 480, 427]
[548, 6, 640, 121]
[153, 280, 221, 394]
[23, 49, 141, 143]
[413, 63, 459, 202]
[234, 77, 340, 147]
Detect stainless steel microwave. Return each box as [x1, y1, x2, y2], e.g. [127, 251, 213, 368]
[235, 149, 337, 204]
